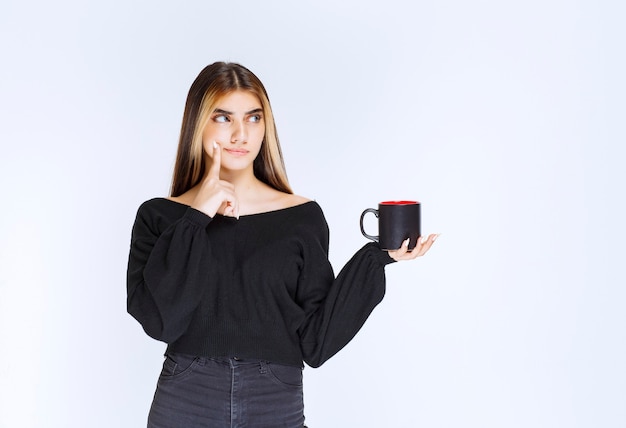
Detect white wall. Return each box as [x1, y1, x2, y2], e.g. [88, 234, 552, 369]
[1, 0, 624, 427]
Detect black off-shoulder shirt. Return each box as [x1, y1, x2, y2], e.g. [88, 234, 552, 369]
[126, 198, 394, 368]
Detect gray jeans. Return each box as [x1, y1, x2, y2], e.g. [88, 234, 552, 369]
[147, 353, 306, 428]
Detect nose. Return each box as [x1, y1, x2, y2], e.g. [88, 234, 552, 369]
[231, 119, 247, 144]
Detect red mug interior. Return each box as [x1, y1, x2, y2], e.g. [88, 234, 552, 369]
[380, 200, 419, 205]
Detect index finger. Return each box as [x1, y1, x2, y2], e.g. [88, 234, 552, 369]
[208, 141, 221, 178]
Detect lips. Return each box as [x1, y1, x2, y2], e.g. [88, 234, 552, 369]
[224, 148, 249, 156]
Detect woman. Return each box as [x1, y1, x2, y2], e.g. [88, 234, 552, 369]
[127, 61, 437, 427]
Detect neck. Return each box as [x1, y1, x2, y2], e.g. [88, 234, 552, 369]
[220, 167, 256, 187]
[217, 168, 269, 203]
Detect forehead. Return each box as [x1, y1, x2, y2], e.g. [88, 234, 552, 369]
[215, 90, 262, 111]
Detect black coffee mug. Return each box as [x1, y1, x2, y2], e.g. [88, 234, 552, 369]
[360, 201, 421, 250]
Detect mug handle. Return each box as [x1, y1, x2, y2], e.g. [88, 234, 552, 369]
[360, 208, 379, 242]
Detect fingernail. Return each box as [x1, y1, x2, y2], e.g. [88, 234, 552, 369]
[213, 141, 218, 149]
[404, 238, 410, 247]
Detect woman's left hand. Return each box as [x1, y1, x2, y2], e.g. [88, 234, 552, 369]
[388, 234, 439, 261]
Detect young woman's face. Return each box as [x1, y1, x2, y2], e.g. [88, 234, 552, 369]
[202, 90, 265, 173]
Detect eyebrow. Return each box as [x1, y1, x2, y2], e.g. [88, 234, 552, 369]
[213, 108, 263, 115]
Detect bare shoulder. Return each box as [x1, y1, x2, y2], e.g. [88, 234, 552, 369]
[166, 188, 198, 207]
[245, 187, 311, 215]
[281, 193, 311, 208]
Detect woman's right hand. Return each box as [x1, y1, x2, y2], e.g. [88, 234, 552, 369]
[190, 142, 239, 219]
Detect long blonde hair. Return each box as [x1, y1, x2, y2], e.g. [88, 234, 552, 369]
[170, 62, 292, 196]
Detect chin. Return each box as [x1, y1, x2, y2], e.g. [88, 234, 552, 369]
[221, 162, 254, 173]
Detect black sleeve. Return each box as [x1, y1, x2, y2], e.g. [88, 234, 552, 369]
[126, 202, 214, 343]
[296, 213, 396, 368]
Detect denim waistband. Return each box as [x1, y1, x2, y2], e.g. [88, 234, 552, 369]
[167, 351, 270, 367]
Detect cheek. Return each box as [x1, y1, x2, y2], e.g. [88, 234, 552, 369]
[255, 132, 265, 146]
[253, 125, 266, 144]
[202, 126, 216, 143]
[201, 126, 224, 157]
[202, 140, 213, 159]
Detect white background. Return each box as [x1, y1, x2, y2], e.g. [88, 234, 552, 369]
[1, 0, 624, 427]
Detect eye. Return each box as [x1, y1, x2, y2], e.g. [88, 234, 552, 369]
[213, 114, 229, 123]
[248, 114, 263, 123]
